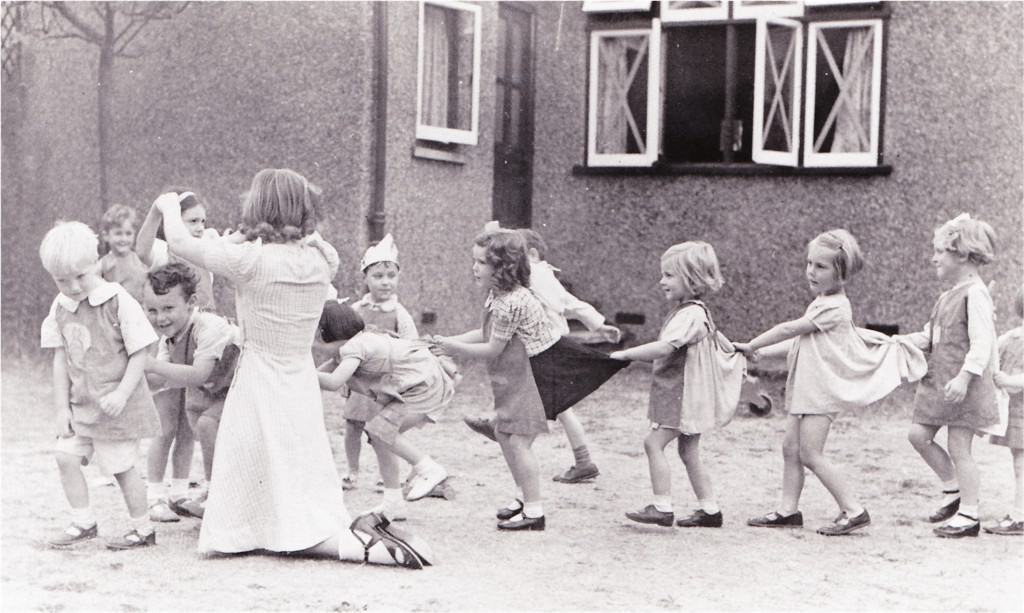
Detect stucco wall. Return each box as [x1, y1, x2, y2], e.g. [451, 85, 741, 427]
[530, 1, 1024, 342]
[2, 2, 377, 353]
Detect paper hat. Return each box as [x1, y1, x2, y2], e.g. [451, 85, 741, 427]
[360, 233, 399, 271]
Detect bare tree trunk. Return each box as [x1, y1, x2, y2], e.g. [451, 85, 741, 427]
[96, 4, 114, 213]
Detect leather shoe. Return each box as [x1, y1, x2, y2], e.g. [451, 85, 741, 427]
[553, 463, 599, 483]
[816, 508, 871, 536]
[625, 504, 674, 527]
[463, 417, 497, 442]
[496, 499, 523, 521]
[983, 515, 1024, 536]
[675, 509, 723, 528]
[497, 514, 545, 531]
[927, 498, 960, 523]
[747, 510, 803, 528]
[933, 513, 980, 538]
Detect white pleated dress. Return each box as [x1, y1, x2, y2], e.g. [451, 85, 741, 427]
[196, 234, 349, 554]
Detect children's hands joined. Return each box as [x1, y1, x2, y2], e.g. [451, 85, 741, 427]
[733, 342, 760, 361]
[428, 335, 452, 357]
[152, 192, 181, 216]
[597, 324, 622, 344]
[943, 372, 971, 403]
[56, 408, 73, 439]
[98, 390, 129, 417]
[993, 371, 1011, 390]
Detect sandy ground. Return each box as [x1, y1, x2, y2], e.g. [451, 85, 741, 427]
[2, 357, 1022, 612]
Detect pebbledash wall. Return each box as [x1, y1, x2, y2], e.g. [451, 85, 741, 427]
[2, 1, 1022, 357]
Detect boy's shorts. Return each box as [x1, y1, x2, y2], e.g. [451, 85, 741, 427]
[55, 434, 139, 476]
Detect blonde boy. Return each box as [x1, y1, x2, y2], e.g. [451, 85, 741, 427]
[39, 221, 161, 549]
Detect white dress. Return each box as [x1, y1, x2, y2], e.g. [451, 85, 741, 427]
[196, 234, 349, 554]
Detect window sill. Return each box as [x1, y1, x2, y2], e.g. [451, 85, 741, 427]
[571, 162, 893, 177]
[412, 144, 467, 165]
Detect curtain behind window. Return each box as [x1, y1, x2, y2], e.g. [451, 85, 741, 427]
[831, 28, 872, 153]
[423, 5, 451, 127]
[597, 37, 646, 154]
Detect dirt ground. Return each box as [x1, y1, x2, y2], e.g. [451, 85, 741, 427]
[2, 357, 1022, 612]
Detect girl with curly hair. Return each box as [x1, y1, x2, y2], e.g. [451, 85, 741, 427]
[432, 229, 625, 531]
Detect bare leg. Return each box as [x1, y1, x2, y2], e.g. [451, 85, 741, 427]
[497, 433, 541, 504]
[798, 415, 861, 514]
[370, 441, 402, 490]
[147, 391, 182, 485]
[1012, 448, 1024, 513]
[170, 406, 195, 481]
[908, 423, 956, 482]
[645, 428, 680, 497]
[677, 433, 714, 503]
[56, 452, 89, 509]
[557, 409, 589, 450]
[196, 415, 218, 481]
[113, 466, 148, 519]
[779, 415, 805, 515]
[344, 419, 364, 476]
[946, 426, 979, 508]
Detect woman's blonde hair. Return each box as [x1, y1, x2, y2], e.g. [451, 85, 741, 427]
[240, 168, 321, 243]
[660, 241, 724, 298]
[810, 229, 864, 281]
[39, 221, 99, 276]
[934, 214, 996, 265]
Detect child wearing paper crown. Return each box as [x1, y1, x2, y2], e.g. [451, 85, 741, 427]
[897, 214, 1000, 538]
[340, 234, 420, 493]
[317, 300, 455, 520]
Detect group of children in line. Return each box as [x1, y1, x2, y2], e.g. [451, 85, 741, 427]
[39, 185, 1023, 557]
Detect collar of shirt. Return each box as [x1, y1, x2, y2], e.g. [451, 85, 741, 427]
[165, 310, 198, 346]
[56, 282, 119, 313]
[355, 293, 397, 313]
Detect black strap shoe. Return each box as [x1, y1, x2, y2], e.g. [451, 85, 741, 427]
[497, 514, 545, 531]
[927, 494, 960, 523]
[933, 513, 980, 539]
[676, 509, 723, 528]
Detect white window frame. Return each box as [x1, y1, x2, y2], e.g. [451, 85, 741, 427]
[660, 0, 730, 23]
[586, 20, 662, 167]
[733, 0, 804, 19]
[415, 0, 482, 146]
[752, 17, 803, 166]
[582, 0, 653, 13]
[803, 19, 883, 167]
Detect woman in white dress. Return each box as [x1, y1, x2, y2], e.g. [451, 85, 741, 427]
[151, 168, 431, 569]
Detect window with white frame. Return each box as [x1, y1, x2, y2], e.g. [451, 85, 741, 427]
[585, 0, 887, 169]
[587, 21, 662, 166]
[416, 0, 481, 145]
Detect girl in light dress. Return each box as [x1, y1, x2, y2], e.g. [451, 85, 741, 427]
[149, 168, 431, 569]
[899, 214, 1000, 538]
[317, 300, 455, 520]
[611, 242, 745, 529]
[737, 230, 925, 536]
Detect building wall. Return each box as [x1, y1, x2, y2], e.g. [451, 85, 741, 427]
[2, 2, 378, 354]
[530, 1, 1024, 341]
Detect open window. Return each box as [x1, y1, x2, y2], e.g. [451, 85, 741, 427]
[587, 20, 663, 167]
[660, 0, 730, 23]
[416, 0, 482, 145]
[752, 18, 802, 166]
[803, 19, 883, 167]
[582, 0, 653, 13]
[733, 0, 803, 19]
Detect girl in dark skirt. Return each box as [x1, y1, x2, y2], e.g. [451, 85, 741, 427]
[432, 229, 625, 531]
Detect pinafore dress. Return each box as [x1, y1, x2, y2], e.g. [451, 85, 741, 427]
[484, 307, 548, 436]
[913, 281, 998, 429]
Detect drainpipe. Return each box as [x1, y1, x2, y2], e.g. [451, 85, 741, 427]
[368, 1, 388, 242]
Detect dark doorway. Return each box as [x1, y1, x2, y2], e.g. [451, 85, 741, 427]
[492, 2, 535, 228]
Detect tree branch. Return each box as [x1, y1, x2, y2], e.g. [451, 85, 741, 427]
[41, 2, 103, 44]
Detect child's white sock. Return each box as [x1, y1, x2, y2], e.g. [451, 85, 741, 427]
[523, 501, 544, 518]
[653, 495, 672, 513]
[70, 506, 96, 529]
[169, 478, 189, 501]
[130, 512, 154, 536]
[699, 499, 720, 515]
[957, 504, 979, 520]
[147, 481, 166, 504]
